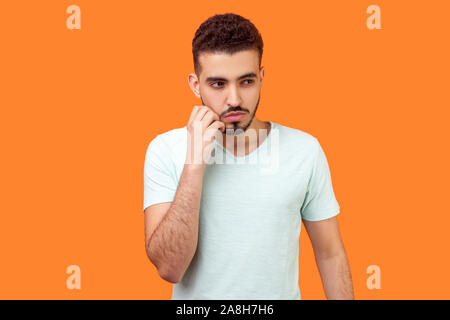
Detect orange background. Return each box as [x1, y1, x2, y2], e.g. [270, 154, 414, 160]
[1, 0, 449, 299]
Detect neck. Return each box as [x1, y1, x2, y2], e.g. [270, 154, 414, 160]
[219, 117, 271, 155]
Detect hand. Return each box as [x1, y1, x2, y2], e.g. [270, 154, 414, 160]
[185, 105, 225, 167]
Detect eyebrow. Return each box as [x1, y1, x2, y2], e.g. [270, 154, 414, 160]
[205, 72, 257, 82]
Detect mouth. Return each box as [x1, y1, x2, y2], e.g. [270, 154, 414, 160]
[223, 112, 247, 122]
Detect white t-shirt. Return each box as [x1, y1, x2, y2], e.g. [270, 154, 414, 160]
[143, 121, 340, 299]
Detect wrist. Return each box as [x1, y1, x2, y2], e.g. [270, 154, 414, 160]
[184, 162, 206, 172]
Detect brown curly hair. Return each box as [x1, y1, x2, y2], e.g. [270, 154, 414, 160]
[192, 13, 264, 76]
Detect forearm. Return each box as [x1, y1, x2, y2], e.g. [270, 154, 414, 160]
[148, 163, 205, 282]
[315, 252, 354, 299]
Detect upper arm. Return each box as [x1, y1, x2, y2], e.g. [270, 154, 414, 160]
[302, 215, 345, 259]
[300, 138, 340, 221]
[144, 202, 172, 254]
[143, 135, 178, 212]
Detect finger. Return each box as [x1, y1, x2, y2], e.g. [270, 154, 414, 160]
[204, 123, 225, 142]
[194, 106, 209, 123]
[188, 106, 201, 125]
[208, 120, 225, 134]
[199, 105, 220, 121]
[201, 110, 219, 130]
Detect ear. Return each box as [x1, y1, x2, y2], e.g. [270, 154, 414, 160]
[188, 73, 201, 98]
[259, 66, 265, 88]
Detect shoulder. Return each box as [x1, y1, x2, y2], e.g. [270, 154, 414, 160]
[144, 127, 188, 172]
[273, 121, 319, 152]
[146, 126, 187, 154]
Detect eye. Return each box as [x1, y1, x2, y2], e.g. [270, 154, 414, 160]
[211, 81, 225, 88]
[242, 79, 254, 85]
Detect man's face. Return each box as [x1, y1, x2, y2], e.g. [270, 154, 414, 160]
[195, 49, 264, 135]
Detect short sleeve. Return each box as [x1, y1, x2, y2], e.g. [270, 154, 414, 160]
[143, 135, 178, 212]
[300, 138, 340, 221]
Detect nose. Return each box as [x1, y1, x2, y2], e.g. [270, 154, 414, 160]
[225, 84, 242, 107]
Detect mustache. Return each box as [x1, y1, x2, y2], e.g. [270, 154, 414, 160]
[199, 96, 249, 117]
[220, 107, 249, 117]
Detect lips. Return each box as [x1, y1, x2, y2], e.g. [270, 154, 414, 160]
[224, 112, 246, 122]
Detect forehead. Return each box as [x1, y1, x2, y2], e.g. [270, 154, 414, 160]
[198, 49, 259, 80]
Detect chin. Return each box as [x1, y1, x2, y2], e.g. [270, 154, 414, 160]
[224, 126, 246, 136]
